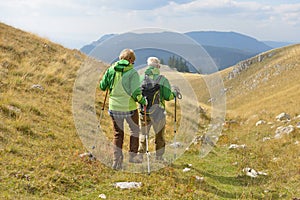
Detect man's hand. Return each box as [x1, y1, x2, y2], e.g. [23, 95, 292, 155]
[139, 96, 148, 106]
[172, 85, 182, 99]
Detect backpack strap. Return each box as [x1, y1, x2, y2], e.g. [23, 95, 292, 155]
[155, 75, 163, 84]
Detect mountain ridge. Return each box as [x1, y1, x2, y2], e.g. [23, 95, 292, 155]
[80, 31, 273, 71]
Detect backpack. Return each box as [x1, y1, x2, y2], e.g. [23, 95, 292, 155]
[140, 74, 164, 119]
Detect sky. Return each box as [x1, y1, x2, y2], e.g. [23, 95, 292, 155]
[1, 0, 300, 49]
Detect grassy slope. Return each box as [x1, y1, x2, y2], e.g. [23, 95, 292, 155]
[184, 44, 300, 199]
[1, 22, 299, 199]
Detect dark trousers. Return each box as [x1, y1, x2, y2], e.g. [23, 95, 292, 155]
[111, 109, 140, 160]
[139, 113, 166, 157]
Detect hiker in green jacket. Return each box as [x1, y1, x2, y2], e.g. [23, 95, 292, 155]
[138, 57, 180, 161]
[99, 49, 147, 170]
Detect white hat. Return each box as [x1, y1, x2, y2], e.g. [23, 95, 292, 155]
[147, 57, 160, 68]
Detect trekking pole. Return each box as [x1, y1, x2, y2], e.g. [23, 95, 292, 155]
[173, 91, 182, 160]
[144, 105, 151, 175]
[92, 89, 108, 156]
[100, 89, 109, 122]
[173, 96, 177, 159]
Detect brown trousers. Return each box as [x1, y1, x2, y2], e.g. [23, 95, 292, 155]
[111, 109, 140, 160]
[138, 113, 166, 157]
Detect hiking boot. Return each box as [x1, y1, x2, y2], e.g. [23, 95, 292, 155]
[137, 153, 144, 162]
[155, 155, 167, 163]
[156, 155, 164, 161]
[129, 153, 143, 163]
[112, 161, 122, 170]
[112, 155, 123, 170]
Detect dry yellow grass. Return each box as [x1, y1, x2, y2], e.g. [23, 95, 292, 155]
[1, 22, 299, 199]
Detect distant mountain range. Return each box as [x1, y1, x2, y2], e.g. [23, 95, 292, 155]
[261, 41, 293, 49]
[80, 31, 293, 72]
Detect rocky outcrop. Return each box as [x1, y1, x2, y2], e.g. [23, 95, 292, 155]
[274, 125, 295, 139]
[227, 52, 275, 80]
[276, 112, 291, 122]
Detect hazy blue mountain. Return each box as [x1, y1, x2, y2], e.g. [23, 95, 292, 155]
[203, 45, 254, 70]
[80, 34, 115, 54]
[80, 31, 273, 72]
[262, 41, 294, 48]
[185, 31, 271, 54]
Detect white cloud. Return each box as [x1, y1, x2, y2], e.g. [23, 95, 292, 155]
[1, 0, 300, 48]
[274, 3, 300, 25]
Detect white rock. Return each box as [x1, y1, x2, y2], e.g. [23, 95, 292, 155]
[275, 112, 291, 121]
[256, 120, 266, 126]
[183, 168, 191, 172]
[294, 115, 300, 119]
[243, 167, 258, 178]
[272, 157, 279, 162]
[229, 144, 246, 149]
[274, 125, 294, 139]
[79, 152, 96, 161]
[257, 171, 268, 176]
[243, 167, 267, 178]
[232, 162, 238, 166]
[113, 182, 142, 189]
[262, 137, 271, 142]
[7, 105, 21, 113]
[31, 84, 44, 91]
[195, 176, 204, 181]
[99, 194, 107, 199]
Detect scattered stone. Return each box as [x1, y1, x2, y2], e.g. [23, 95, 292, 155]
[31, 84, 44, 91]
[229, 144, 246, 149]
[274, 125, 294, 139]
[256, 120, 266, 126]
[272, 157, 279, 162]
[79, 152, 96, 161]
[194, 176, 204, 182]
[99, 194, 107, 199]
[296, 122, 300, 129]
[242, 167, 267, 178]
[113, 182, 142, 189]
[183, 168, 191, 172]
[270, 125, 276, 129]
[276, 113, 291, 122]
[262, 137, 271, 142]
[7, 105, 21, 113]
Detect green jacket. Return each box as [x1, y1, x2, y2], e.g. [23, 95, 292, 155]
[143, 66, 175, 109]
[100, 60, 144, 112]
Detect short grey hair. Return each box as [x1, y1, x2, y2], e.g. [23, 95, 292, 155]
[147, 57, 160, 68]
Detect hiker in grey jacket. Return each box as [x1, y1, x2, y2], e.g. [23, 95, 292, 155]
[138, 57, 180, 161]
